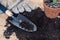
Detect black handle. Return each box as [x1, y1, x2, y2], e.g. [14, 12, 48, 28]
[0, 3, 7, 13]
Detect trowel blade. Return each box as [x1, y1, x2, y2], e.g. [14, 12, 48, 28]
[8, 14, 37, 32]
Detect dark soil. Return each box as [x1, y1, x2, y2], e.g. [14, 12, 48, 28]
[20, 22, 33, 30]
[4, 8, 60, 40]
[45, 0, 60, 8]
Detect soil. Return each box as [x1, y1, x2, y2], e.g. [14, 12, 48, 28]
[45, 0, 60, 8]
[4, 8, 60, 40]
[20, 22, 33, 30]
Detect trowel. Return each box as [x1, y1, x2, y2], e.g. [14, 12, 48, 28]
[0, 3, 37, 32]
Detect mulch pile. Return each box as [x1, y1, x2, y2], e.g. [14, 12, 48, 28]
[4, 8, 60, 40]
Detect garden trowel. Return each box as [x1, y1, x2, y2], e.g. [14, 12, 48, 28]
[0, 3, 37, 32]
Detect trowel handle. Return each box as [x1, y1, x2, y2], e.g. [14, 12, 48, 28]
[0, 3, 13, 16]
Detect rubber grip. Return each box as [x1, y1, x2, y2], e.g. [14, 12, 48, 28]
[0, 3, 7, 13]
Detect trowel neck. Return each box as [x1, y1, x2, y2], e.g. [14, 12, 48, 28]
[0, 3, 13, 17]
